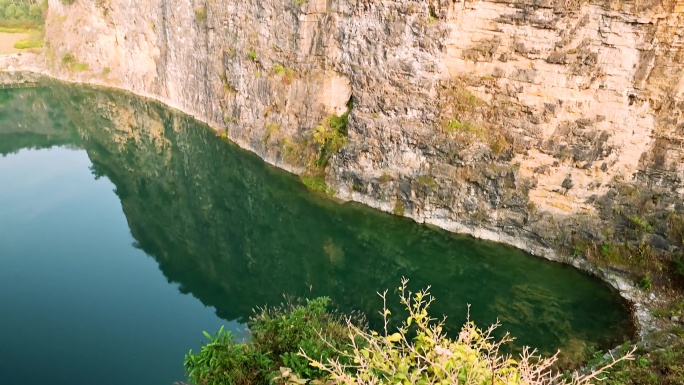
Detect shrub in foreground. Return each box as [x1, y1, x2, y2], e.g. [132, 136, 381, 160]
[184, 297, 361, 385]
[184, 327, 272, 385]
[300, 279, 633, 385]
[186, 279, 633, 385]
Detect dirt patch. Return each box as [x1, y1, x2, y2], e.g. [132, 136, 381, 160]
[0, 32, 31, 54]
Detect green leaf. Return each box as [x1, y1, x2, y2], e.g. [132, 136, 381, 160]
[387, 333, 402, 343]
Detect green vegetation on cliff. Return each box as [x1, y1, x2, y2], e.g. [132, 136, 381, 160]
[290, 102, 351, 195]
[566, 203, 684, 293]
[579, 334, 684, 385]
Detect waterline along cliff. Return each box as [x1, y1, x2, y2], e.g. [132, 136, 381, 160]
[8, 0, 683, 329]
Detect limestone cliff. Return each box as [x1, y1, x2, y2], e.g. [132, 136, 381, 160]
[33, 0, 684, 281]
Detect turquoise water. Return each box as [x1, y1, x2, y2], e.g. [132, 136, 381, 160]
[0, 84, 634, 384]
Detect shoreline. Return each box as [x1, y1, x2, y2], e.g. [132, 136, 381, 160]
[0, 57, 655, 345]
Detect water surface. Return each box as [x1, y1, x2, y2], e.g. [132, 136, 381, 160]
[0, 84, 634, 385]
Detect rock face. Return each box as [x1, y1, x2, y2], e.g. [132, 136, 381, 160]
[39, 0, 684, 269]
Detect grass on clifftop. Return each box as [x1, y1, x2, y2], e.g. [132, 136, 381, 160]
[12, 28, 44, 49]
[0, 26, 32, 33]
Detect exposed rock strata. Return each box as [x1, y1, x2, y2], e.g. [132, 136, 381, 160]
[6, 0, 684, 336]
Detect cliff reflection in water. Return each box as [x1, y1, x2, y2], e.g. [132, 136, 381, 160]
[0, 83, 634, 354]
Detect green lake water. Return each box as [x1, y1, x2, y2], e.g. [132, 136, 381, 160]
[0, 83, 634, 384]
